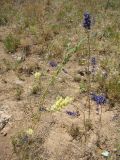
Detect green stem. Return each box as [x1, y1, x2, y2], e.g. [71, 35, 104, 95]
[87, 31, 91, 119]
[40, 39, 86, 106]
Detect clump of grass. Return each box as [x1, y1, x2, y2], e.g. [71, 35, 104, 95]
[0, 14, 8, 26]
[0, 2, 14, 26]
[2, 58, 13, 71]
[4, 34, 20, 53]
[69, 124, 84, 141]
[31, 72, 42, 94]
[116, 141, 120, 159]
[48, 37, 65, 59]
[12, 129, 45, 160]
[97, 55, 120, 107]
[103, 26, 119, 40]
[17, 61, 40, 76]
[14, 85, 23, 100]
[105, 75, 120, 107]
[85, 119, 93, 131]
[31, 84, 40, 95]
[79, 80, 87, 93]
[12, 131, 32, 159]
[22, 45, 31, 57]
[105, 0, 120, 10]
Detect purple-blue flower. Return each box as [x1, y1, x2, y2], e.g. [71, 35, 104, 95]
[66, 111, 80, 117]
[83, 12, 91, 30]
[49, 61, 57, 67]
[91, 57, 96, 66]
[91, 93, 106, 105]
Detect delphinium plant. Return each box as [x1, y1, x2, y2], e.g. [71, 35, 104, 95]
[83, 12, 92, 119]
[91, 93, 106, 124]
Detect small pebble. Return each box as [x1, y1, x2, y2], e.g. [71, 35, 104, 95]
[74, 75, 81, 82]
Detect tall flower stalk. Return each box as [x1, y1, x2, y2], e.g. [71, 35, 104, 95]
[83, 12, 91, 119]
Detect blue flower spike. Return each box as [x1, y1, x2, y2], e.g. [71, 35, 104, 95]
[91, 93, 106, 105]
[91, 93, 106, 114]
[91, 57, 96, 76]
[91, 57, 96, 66]
[83, 12, 91, 30]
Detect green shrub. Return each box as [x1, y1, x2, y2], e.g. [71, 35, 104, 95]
[0, 14, 8, 26]
[12, 131, 45, 160]
[103, 26, 119, 40]
[79, 81, 87, 93]
[15, 85, 23, 100]
[4, 34, 20, 53]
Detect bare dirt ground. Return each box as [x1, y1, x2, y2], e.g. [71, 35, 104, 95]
[0, 0, 120, 159]
[0, 25, 120, 160]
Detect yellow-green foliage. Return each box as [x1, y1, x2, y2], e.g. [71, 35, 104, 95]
[34, 72, 41, 82]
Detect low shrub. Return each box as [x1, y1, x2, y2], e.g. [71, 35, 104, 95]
[4, 34, 20, 53]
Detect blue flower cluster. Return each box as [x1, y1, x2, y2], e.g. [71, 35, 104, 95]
[91, 57, 96, 74]
[91, 93, 106, 105]
[66, 111, 80, 117]
[83, 12, 91, 30]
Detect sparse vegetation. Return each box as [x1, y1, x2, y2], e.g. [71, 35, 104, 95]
[14, 84, 23, 100]
[31, 72, 42, 94]
[69, 124, 84, 141]
[0, 0, 119, 160]
[12, 130, 45, 160]
[4, 34, 20, 53]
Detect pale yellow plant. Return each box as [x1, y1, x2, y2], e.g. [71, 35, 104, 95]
[34, 72, 41, 82]
[31, 72, 41, 94]
[49, 96, 73, 111]
[26, 128, 34, 135]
